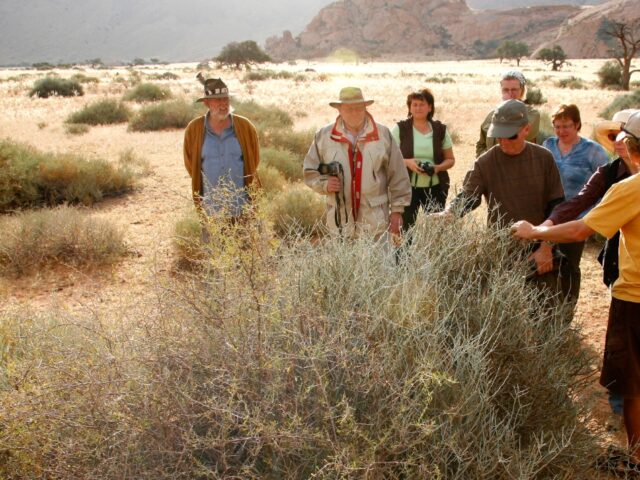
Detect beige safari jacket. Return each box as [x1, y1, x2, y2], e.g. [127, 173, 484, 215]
[303, 114, 411, 238]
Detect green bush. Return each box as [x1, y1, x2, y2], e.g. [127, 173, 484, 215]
[525, 86, 546, 106]
[260, 147, 303, 181]
[128, 99, 203, 132]
[28, 77, 84, 98]
[172, 208, 203, 262]
[261, 128, 315, 157]
[0, 139, 139, 211]
[232, 99, 294, 130]
[600, 89, 640, 119]
[257, 163, 287, 195]
[66, 98, 131, 125]
[0, 206, 126, 276]
[266, 183, 326, 237]
[0, 217, 599, 478]
[537, 110, 554, 143]
[597, 60, 622, 89]
[123, 82, 172, 102]
[146, 72, 180, 81]
[70, 73, 100, 84]
[556, 76, 586, 89]
[424, 75, 455, 84]
[64, 123, 90, 135]
[242, 70, 305, 82]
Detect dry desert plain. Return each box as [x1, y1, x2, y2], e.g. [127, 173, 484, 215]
[0, 58, 632, 462]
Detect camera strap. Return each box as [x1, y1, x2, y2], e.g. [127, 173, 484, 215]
[348, 141, 364, 222]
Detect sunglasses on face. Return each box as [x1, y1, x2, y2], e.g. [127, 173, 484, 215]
[608, 132, 619, 142]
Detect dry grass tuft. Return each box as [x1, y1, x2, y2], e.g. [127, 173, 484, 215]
[0, 206, 126, 276]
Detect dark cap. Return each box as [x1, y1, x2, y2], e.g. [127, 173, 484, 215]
[487, 99, 529, 138]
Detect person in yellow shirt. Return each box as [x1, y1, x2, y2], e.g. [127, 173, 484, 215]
[511, 111, 640, 471]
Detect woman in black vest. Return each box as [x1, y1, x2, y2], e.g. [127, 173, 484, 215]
[391, 89, 455, 230]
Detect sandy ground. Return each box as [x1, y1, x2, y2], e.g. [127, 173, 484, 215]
[0, 58, 629, 464]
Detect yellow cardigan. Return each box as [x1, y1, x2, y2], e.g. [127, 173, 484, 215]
[183, 113, 260, 206]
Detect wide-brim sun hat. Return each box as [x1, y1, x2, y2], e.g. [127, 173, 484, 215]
[487, 99, 529, 139]
[596, 109, 640, 153]
[329, 86, 374, 108]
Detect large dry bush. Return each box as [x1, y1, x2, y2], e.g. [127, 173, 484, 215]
[0, 140, 144, 211]
[0, 206, 126, 276]
[128, 98, 202, 132]
[0, 211, 600, 478]
[66, 98, 131, 125]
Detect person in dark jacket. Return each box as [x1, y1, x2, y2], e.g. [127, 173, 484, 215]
[391, 89, 455, 229]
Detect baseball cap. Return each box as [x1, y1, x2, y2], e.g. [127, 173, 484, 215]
[617, 110, 640, 142]
[487, 99, 529, 138]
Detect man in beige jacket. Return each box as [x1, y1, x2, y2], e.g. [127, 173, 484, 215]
[303, 87, 411, 239]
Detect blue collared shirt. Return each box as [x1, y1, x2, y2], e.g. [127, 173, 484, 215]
[201, 113, 248, 216]
[543, 137, 609, 213]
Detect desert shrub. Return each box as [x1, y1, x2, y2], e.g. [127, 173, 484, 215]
[66, 98, 131, 125]
[266, 183, 325, 236]
[64, 123, 90, 135]
[425, 75, 455, 84]
[0, 206, 126, 276]
[256, 163, 287, 195]
[172, 208, 203, 261]
[537, 110, 554, 143]
[599, 89, 640, 119]
[128, 98, 203, 132]
[146, 71, 180, 81]
[0, 140, 139, 211]
[71, 73, 100, 84]
[525, 86, 546, 105]
[28, 76, 84, 98]
[123, 82, 172, 102]
[260, 147, 303, 181]
[261, 128, 315, 157]
[232, 99, 294, 130]
[556, 76, 587, 89]
[598, 60, 623, 89]
[0, 216, 599, 478]
[242, 69, 298, 82]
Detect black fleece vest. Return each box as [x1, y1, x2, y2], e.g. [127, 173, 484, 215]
[397, 118, 450, 196]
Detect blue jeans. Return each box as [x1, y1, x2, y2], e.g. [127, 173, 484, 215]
[609, 391, 624, 415]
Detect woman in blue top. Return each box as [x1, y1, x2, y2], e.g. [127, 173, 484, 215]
[543, 104, 609, 306]
[391, 89, 455, 230]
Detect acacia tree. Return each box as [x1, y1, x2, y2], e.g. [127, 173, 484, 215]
[496, 41, 529, 66]
[537, 45, 567, 71]
[598, 18, 640, 90]
[216, 40, 271, 69]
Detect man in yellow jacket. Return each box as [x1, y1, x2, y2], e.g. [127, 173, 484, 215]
[183, 76, 260, 218]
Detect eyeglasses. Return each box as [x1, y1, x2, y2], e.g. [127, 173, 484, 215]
[607, 132, 619, 142]
[553, 123, 576, 130]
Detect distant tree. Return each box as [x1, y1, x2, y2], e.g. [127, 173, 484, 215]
[131, 57, 146, 66]
[86, 58, 104, 68]
[598, 18, 640, 90]
[216, 41, 271, 69]
[496, 41, 529, 66]
[31, 62, 55, 70]
[537, 45, 567, 71]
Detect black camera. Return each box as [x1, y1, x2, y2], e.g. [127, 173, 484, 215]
[318, 161, 342, 176]
[418, 162, 435, 176]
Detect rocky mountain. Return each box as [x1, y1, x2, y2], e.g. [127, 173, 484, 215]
[266, 0, 638, 60]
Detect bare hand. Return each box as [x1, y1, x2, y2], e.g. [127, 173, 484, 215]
[326, 176, 341, 193]
[529, 243, 554, 275]
[511, 221, 534, 240]
[404, 158, 424, 174]
[389, 212, 403, 235]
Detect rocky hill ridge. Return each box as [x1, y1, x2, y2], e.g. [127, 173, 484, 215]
[266, 0, 638, 60]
